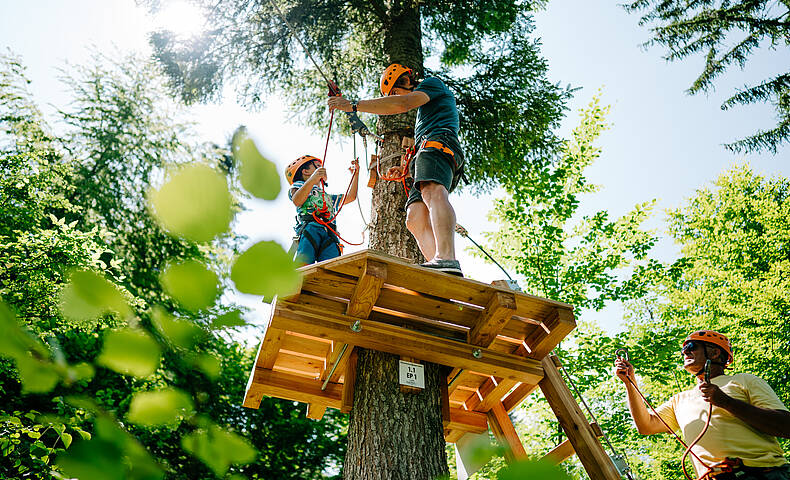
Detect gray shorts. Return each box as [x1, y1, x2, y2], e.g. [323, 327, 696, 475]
[404, 136, 463, 210]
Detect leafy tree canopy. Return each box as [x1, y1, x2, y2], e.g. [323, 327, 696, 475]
[624, 0, 790, 154]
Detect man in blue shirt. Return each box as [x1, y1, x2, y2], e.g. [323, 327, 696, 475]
[328, 64, 465, 276]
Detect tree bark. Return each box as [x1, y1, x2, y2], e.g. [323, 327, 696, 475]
[344, 3, 449, 479]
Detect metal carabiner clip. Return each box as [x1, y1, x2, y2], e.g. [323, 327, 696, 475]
[615, 348, 629, 362]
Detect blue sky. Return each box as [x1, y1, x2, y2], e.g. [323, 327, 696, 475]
[2, 0, 788, 333]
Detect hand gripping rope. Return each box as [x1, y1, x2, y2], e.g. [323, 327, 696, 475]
[614, 349, 718, 480]
[268, 0, 371, 247]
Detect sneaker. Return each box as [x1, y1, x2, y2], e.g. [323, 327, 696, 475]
[420, 258, 463, 277]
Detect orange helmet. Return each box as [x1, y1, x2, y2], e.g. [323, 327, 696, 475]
[683, 330, 734, 364]
[380, 64, 413, 96]
[285, 155, 320, 185]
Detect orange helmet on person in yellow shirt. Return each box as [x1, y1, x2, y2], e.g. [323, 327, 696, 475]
[380, 64, 413, 96]
[285, 155, 321, 185]
[683, 330, 734, 365]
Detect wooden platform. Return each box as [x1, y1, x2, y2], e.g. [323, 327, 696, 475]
[243, 250, 576, 442]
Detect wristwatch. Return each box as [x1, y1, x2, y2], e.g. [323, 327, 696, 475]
[350, 101, 358, 113]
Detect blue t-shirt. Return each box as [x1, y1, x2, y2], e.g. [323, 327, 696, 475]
[414, 77, 460, 141]
[288, 181, 343, 230]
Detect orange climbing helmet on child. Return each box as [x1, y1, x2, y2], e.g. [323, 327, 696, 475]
[285, 155, 322, 185]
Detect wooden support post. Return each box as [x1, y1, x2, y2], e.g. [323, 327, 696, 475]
[306, 404, 327, 420]
[519, 307, 575, 359]
[487, 402, 527, 463]
[541, 422, 604, 465]
[538, 355, 621, 480]
[468, 291, 517, 347]
[341, 347, 358, 414]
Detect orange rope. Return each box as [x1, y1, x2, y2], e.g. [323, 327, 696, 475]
[376, 147, 414, 193]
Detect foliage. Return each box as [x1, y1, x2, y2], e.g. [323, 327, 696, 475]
[623, 0, 790, 154]
[146, 0, 570, 189]
[481, 94, 660, 308]
[0, 53, 345, 479]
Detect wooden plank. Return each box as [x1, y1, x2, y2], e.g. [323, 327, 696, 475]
[280, 333, 332, 362]
[271, 301, 544, 384]
[541, 422, 604, 465]
[474, 378, 518, 413]
[502, 382, 540, 413]
[445, 429, 466, 444]
[519, 307, 576, 359]
[272, 351, 323, 378]
[341, 347, 358, 414]
[487, 402, 527, 463]
[441, 376, 451, 428]
[539, 356, 621, 480]
[468, 291, 517, 347]
[447, 408, 487, 434]
[346, 259, 387, 318]
[542, 438, 576, 465]
[306, 404, 327, 420]
[247, 367, 343, 410]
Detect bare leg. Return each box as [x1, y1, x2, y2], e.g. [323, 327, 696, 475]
[419, 181, 456, 261]
[405, 201, 436, 261]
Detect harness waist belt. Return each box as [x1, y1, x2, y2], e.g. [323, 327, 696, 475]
[420, 140, 454, 157]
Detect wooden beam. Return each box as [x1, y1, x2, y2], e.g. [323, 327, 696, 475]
[341, 347, 358, 414]
[539, 356, 621, 480]
[487, 402, 527, 463]
[501, 382, 540, 413]
[520, 307, 575, 359]
[272, 300, 544, 384]
[445, 429, 466, 444]
[447, 408, 487, 434]
[476, 378, 518, 412]
[247, 367, 343, 410]
[306, 404, 327, 420]
[346, 259, 387, 318]
[468, 291, 517, 347]
[441, 377, 451, 428]
[541, 422, 604, 465]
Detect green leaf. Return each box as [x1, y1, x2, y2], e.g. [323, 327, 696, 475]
[127, 388, 194, 427]
[67, 362, 95, 383]
[0, 301, 43, 360]
[58, 270, 131, 324]
[151, 308, 205, 349]
[60, 432, 73, 449]
[211, 309, 247, 329]
[230, 241, 301, 297]
[232, 131, 281, 200]
[15, 353, 59, 393]
[497, 460, 572, 480]
[191, 353, 221, 379]
[97, 329, 161, 378]
[148, 164, 233, 243]
[160, 259, 219, 311]
[181, 424, 257, 476]
[57, 436, 125, 480]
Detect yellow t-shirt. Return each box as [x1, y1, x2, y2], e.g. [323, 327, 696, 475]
[655, 373, 788, 475]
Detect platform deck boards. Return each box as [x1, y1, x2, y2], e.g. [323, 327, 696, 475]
[242, 250, 576, 443]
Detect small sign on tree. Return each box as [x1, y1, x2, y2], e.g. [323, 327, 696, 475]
[398, 360, 425, 389]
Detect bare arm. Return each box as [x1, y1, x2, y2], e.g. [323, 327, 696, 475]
[615, 359, 674, 435]
[700, 383, 790, 438]
[328, 92, 430, 115]
[291, 168, 326, 207]
[342, 160, 360, 205]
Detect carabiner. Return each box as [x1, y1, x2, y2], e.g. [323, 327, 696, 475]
[615, 348, 629, 362]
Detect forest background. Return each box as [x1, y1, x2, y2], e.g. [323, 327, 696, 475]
[1, 1, 789, 479]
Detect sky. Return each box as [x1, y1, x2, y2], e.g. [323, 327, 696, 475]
[2, 0, 788, 335]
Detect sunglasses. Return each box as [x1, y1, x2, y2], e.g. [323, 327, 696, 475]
[680, 341, 702, 355]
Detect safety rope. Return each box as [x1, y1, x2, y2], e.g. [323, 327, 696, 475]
[615, 349, 714, 480]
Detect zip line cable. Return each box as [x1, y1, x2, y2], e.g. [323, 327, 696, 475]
[454, 224, 514, 281]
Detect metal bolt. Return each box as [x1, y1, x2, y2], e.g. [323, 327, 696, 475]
[472, 349, 482, 359]
[350, 320, 362, 332]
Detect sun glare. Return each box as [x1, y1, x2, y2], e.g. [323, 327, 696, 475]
[154, 1, 206, 38]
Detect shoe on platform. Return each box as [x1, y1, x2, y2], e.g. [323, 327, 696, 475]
[420, 258, 463, 277]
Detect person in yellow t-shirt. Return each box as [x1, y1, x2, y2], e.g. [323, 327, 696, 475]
[614, 330, 790, 479]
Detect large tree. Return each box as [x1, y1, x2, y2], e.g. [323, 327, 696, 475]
[624, 0, 790, 154]
[148, 1, 570, 477]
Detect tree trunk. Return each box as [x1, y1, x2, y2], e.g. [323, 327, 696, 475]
[343, 3, 449, 479]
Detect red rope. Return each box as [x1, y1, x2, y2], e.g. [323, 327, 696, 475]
[623, 375, 713, 479]
[376, 147, 414, 193]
